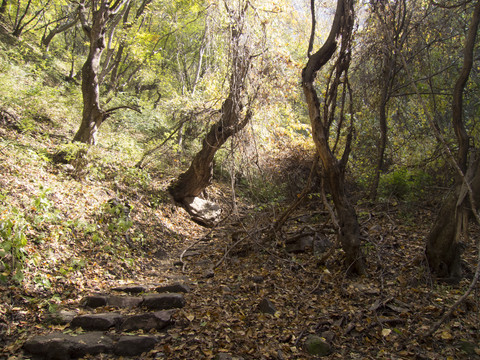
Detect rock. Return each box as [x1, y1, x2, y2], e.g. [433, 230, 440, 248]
[111, 285, 146, 294]
[257, 298, 276, 315]
[304, 335, 331, 356]
[47, 310, 78, 325]
[120, 311, 174, 331]
[285, 235, 314, 253]
[24, 332, 114, 359]
[184, 196, 221, 225]
[313, 235, 333, 256]
[83, 295, 108, 308]
[215, 353, 233, 360]
[322, 330, 335, 343]
[107, 295, 144, 308]
[114, 335, 157, 356]
[249, 275, 264, 283]
[142, 293, 186, 310]
[155, 283, 190, 293]
[70, 313, 124, 331]
[204, 268, 215, 278]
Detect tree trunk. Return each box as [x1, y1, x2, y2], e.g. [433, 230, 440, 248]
[168, 1, 253, 210]
[302, 0, 365, 274]
[426, 156, 480, 280]
[169, 96, 251, 201]
[41, 13, 79, 52]
[426, 0, 480, 280]
[73, 0, 131, 145]
[0, 0, 8, 15]
[73, 53, 105, 144]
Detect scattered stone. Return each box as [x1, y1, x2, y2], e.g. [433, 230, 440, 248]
[257, 298, 276, 315]
[114, 335, 157, 356]
[24, 332, 114, 359]
[249, 275, 264, 283]
[153, 249, 168, 259]
[107, 295, 144, 308]
[285, 235, 314, 253]
[155, 283, 190, 293]
[142, 293, 186, 310]
[215, 353, 233, 360]
[120, 311, 174, 331]
[83, 295, 108, 308]
[47, 310, 78, 325]
[70, 313, 124, 331]
[184, 196, 221, 225]
[204, 268, 215, 278]
[220, 285, 231, 293]
[313, 235, 333, 256]
[322, 330, 335, 343]
[304, 335, 331, 356]
[112, 285, 146, 294]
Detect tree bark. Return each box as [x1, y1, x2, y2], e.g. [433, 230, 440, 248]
[168, 1, 253, 207]
[302, 0, 365, 274]
[426, 156, 480, 279]
[426, 0, 480, 280]
[41, 12, 79, 52]
[73, 0, 131, 145]
[169, 96, 252, 202]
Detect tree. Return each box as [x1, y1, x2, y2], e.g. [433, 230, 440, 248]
[41, 6, 79, 52]
[366, 0, 410, 199]
[73, 0, 133, 145]
[168, 0, 257, 219]
[426, 0, 480, 281]
[10, 0, 49, 37]
[302, 0, 365, 274]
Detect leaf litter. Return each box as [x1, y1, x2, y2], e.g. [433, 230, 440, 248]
[0, 126, 479, 360]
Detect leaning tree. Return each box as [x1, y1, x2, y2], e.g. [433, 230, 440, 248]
[168, 0, 258, 222]
[302, 0, 365, 274]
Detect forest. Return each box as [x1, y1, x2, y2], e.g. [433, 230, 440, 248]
[0, 0, 479, 358]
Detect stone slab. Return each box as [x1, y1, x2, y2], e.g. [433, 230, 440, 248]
[142, 293, 185, 310]
[24, 332, 113, 359]
[155, 283, 190, 293]
[111, 285, 146, 294]
[70, 313, 124, 331]
[120, 311, 173, 331]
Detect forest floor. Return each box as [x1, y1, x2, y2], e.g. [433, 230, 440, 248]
[0, 115, 479, 360]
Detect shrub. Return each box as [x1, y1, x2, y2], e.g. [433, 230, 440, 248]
[379, 168, 432, 201]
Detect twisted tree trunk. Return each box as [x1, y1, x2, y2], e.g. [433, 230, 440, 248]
[73, 0, 130, 145]
[302, 0, 365, 274]
[426, 0, 480, 280]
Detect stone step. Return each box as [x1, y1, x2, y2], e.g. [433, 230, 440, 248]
[82, 292, 185, 310]
[142, 293, 186, 310]
[111, 285, 147, 294]
[70, 312, 124, 331]
[23, 332, 158, 359]
[69, 310, 174, 332]
[154, 283, 190, 293]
